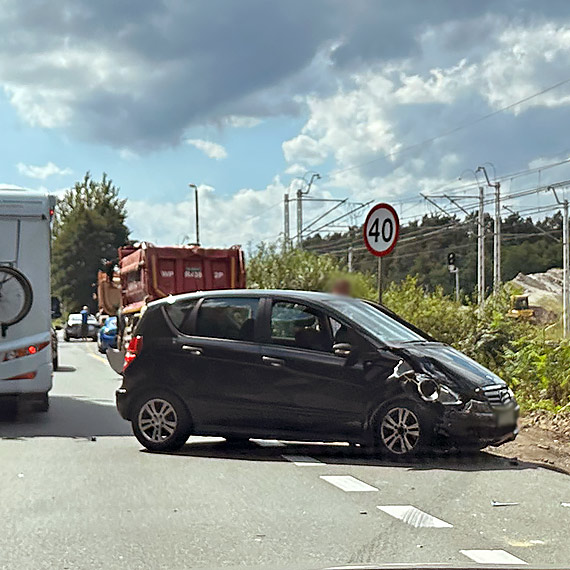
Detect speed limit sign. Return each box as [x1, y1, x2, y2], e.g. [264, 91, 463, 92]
[363, 203, 400, 257]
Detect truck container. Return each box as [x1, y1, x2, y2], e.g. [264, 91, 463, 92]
[97, 242, 246, 352]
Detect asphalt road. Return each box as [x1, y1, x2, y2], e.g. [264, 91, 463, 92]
[0, 338, 569, 569]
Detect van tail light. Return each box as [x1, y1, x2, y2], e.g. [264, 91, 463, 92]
[7, 372, 37, 380]
[2, 341, 50, 362]
[123, 336, 143, 371]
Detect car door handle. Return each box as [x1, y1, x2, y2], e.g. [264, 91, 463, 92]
[182, 345, 203, 356]
[262, 356, 284, 367]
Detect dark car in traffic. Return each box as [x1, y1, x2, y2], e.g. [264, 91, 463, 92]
[115, 290, 519, 455]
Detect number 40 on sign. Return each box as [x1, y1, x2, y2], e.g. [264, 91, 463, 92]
[363, 203, 400, 257]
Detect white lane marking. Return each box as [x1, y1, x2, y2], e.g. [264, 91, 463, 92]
[282, 454, 323, 466]
[460, 550, 528, 565]
[320, 475, 378, 492]
[377, 505, 453, 528]
[252, 439, 286, 447]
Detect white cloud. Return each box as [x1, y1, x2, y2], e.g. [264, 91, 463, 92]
[127, 179, 286, 247]
[282, 134, 328, 167]
[185, 139, 228, 160]
[119, 148, 139, 160]
[16, 161, 72, 180]
[285, 163, 310, 176]
[224, 115, 262, 128]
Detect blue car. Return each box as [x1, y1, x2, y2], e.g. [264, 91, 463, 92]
[97, 316, 118, 353]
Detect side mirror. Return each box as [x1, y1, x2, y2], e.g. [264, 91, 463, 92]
[333, 343, 352, 357]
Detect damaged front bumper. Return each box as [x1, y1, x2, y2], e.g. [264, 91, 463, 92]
[439, 399, 520, 447]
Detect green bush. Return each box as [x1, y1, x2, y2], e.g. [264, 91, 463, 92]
[247, 243, 377, 298]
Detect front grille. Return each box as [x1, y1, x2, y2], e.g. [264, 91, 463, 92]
[481, 384, 514, 408]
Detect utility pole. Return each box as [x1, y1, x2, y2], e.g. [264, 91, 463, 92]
[296, 172, 321, 248]
[477, 166, 500, 292]
[348, 245, 353, 272]
[283, 193, 290, 250]
[188, 183, 200, 245]
[478, 186, 485, 306]
[549, 185, 570, 337]
[296, 188, 303, 248]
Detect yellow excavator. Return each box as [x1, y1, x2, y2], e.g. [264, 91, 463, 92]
[507, 295, 535, 321]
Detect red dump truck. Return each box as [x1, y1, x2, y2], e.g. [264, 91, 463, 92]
[97, 242, 246, 348]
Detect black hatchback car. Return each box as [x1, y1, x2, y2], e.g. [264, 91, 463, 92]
[116, 290, 519, 456]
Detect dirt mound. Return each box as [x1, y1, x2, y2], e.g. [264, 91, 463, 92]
[511, 268, 563, 307]
[491, 410, 570, 474]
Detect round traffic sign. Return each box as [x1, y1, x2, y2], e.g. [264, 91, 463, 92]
[363, 203, 400, 257]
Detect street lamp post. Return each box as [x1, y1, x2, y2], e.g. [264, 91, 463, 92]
[188, 183, 200, 245]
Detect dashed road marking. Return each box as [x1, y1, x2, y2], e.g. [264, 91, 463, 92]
[460, 550, 527, 565]
[377, 505, 453, 528]
[320, 475, 378, 492]
[252, 439, 286, 447]
[282, 454, 323, 466]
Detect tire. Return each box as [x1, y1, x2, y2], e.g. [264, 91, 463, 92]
[34, 394, 49, 413]
[64, 334, 70, 342]
[373, 398, 435, 458]
[131, 392, 191, 452]
[0, 266, 33, 325]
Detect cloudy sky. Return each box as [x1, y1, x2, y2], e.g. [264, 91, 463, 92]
[2, 0, 570, 246]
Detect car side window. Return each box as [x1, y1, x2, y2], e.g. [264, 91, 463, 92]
[195, 297, 259, 341]
[329, 316, 374, 353]
[271, 302, 332, 352]
[164, 299, 198, 334]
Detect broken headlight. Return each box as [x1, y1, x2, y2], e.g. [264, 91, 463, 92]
[390, 360, 462, 405]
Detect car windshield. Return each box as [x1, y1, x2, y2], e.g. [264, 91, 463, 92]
[328, 298, 425, 343]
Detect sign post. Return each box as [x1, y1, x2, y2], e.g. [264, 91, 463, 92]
[363, 203, 400, 304]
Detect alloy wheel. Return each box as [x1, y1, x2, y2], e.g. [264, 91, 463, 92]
[380, 406, 421, 455]
[137, 398, 178, 443]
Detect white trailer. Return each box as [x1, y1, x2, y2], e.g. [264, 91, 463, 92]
[0, 187, 56, 411]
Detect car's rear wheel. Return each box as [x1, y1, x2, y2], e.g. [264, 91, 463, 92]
[64, 334, 70, 342]
[131, 392, 191, 452]
[374, 399, 434, 458]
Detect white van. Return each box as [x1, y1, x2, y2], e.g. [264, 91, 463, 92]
[0, 187, 56, 411]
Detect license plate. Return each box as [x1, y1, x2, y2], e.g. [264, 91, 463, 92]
[497, 408, 516, 427]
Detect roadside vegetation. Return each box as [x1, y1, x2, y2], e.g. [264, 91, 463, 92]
[51, 172, 130, 313]
[248, 244, 570, 412]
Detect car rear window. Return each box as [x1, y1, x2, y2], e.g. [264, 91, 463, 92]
[163, 299, 198, 334]
[195, 297, 259, 341]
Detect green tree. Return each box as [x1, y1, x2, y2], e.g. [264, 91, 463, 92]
[247, 243, 376, 298]
[52, 172, 129, 312]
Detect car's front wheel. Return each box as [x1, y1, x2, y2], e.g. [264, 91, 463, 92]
[131, 392, 191, 452]
[374, 399, 434, 458]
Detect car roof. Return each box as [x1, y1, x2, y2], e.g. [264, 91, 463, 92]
[150, 289, 361, 308]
